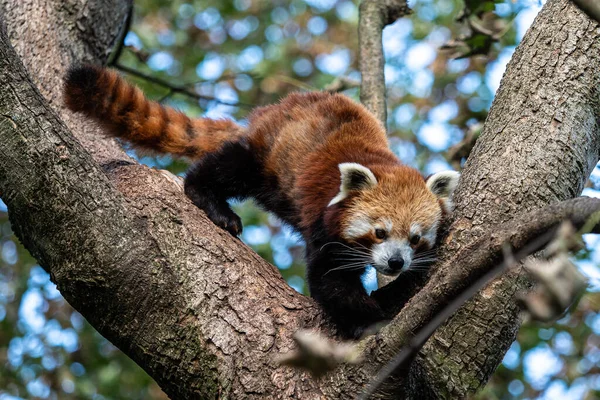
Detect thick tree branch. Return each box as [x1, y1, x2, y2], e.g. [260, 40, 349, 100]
[0, 21, 220, 398]
[358, 0, 410, 125]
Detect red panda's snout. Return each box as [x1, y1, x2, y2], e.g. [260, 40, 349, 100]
[370, 219, 443, 275]
[344, 217, 441, 276]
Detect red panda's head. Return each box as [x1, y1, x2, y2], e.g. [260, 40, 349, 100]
[327, 163, 459, 276]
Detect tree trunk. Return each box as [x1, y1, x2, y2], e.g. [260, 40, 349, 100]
[0, 0, 598, 399]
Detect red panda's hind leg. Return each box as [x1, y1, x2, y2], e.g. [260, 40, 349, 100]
[184, 140, 259, 236]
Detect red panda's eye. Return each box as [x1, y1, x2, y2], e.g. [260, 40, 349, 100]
[375, 229, 387, 239]
[410, 234, 421, 245]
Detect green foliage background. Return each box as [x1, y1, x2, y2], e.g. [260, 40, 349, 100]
[1, 0, 600, 399]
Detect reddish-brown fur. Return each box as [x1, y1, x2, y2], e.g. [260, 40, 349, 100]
[241, 93, 440, 240]
[64, 65, 450, 338]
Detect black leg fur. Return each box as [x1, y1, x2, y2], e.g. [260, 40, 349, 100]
[184, 139, 261, 236]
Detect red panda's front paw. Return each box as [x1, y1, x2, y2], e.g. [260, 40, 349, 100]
[223, 213, 243, 236]
[206, 209, 243, 236]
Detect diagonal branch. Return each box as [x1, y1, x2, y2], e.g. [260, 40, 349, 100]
[0, 15, 332, 398]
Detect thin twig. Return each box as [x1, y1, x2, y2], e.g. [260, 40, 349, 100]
[114, 63, 256, 109]
[157, 89, 174, 103]
[324, 76, 360, 92]
[271, 75, 317, 91]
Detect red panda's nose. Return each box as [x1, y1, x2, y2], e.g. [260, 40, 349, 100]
[388, 257, 405, 271]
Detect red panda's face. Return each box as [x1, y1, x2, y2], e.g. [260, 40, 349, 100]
[328, 163, 459, 276]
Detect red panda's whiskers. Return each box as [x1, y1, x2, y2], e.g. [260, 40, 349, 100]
[332, 256, 373, 264]
[330, 250, 372, 258]
[411, 262, 437, 268]
[410, 264, 435, 269]
[352, 241, 371, 251]
[413, 252, 438, 259]
[413, 258, 437, 263]
[330, 252, 372, 261]
[323, 264, 369, 276]
[410, 262, 437, 269]
[408, 266, 433, 272]
[319, 242, 371, 256]
[415, 249, 438, 256]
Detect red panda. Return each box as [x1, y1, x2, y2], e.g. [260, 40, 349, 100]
[64, 65, 460, 338]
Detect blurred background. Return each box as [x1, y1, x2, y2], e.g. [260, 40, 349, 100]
[1, 0, 600, 398]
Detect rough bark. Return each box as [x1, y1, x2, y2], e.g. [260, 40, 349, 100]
[0, 0, 599, 399]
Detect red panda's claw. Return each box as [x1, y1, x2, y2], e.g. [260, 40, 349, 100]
[225, 215, 243, 237]
[214, 211, 243, 237]
[202, 207, 243, 237]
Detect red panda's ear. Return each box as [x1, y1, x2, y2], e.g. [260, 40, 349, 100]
[328, 163, 378, 206]
[426, 171, 460, 211]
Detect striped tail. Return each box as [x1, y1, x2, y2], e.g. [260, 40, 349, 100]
[63, 65, 244, 158]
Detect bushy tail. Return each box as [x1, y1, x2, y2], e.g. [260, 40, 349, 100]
[63, 65, 244, 158]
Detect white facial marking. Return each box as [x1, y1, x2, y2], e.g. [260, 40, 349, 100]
[426, 170, 460, 197]
[383, 218, 393, 232]
[372, 239, 414, 276]
[410, 222, 422, 238]
[442, 198, 454, 213]
[343, 215, 373, 240]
